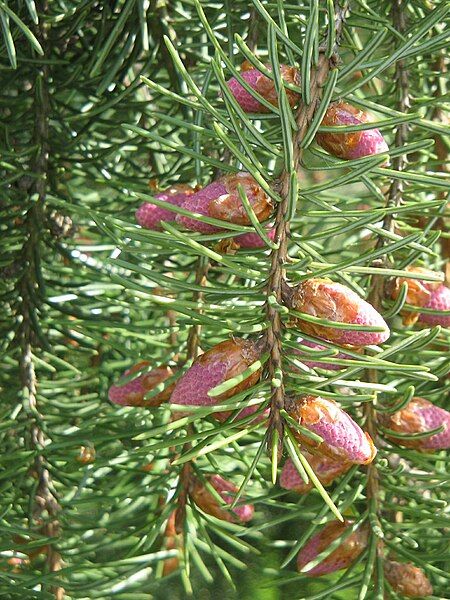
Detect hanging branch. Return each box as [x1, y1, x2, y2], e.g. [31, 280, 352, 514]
[431, 54, 449, 260]
[364, 0, 410, 589]
[265, 1, 348, 454]
[16, 5, 63, 599]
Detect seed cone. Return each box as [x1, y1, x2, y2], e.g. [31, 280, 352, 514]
[190, 475, 254, 523]
[297, 520, 368, 576]
[108, 361, 175, 407]
[169, 337, 263, 421]
[215, 227, 276, 254]
[285, 278, 390, 346]
[135, 184, 196, 231]
[280, 454, 351, 494]
[391, 266, 449, 326]
[286, 395, 377, 465]
[226, 60, 300, 113]
[293, 337, 361, 371]
[380, 397, 450, 450]
[176, 172, 273, 233]
[316, 101, 389, 161]
[384, 560, 433, 598]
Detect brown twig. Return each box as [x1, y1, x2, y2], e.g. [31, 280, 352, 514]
[17, 3, 63, 598]
[431, 54, 450, 260]
[265, 1, 348, 455]
[364, 0, 410, 584]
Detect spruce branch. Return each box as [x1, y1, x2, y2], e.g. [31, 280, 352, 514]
[266, 0, 348, 455]
[431, 54, 450, 260]
[364, 0, 411, 593]
[16, 4, 63, 598]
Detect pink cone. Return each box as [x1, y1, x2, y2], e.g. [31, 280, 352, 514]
[418, 283, 450, 327]
[108, 361, 174, 407]
[293, 337, 359, 371]
[384, 560, 433, 598]
[234, 227, 276, 248]
[297, 521, 368, 576]
[135, 184, 195, 231]
[392, 266, 449, 326]
[226, 60, 300, 113]
[280, 455, 351, 494]
[285, 278, 390, 346]
[316, 101, 389, 162]
[176, 172, 273, 234]
[169, 338, 263, 421]
[287, 395, 377, 465]
[191, 474, 254, 523]
[380, 397, 450, 450]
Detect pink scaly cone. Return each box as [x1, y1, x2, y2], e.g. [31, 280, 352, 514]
[176, 172, 273, 234]
[135, 184, 196, 231]
[293, 337, 361, 371]
[297, 520, 369, 576]
[280, 454, 351, 494]
[380, 397, 450, 451]
[226, 60, 300, 113]
[384, 560, 433, 598]
[391, 265, 450, 327]
[190, 474, 254, 523]
[108, 361, 175, 407]
[284, 278, 390, 347]
[316, 101, 389, 162]
[286, 395, 377, 465]
[169, 337, 264, 422]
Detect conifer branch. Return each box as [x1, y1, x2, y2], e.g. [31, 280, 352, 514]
[17, 3, 63, 597]
[431, 54, 450, 260]
[365, 0, 410, 587]
[265, 1, 348, 454]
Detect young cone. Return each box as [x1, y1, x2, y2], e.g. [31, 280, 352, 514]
[297, 520, 369, 576]
[176, 172, 273, 234]
[316, 101, 389, 161]
[226, 60, 300, 113]
[215, 227, 276, 254]
[293, 337, 361, 371]
[169, 337, 263, 421]
[391, 265, 450, 326]
[135, 184, 196, 231]
[190, 475, 254, 523]
[384, 560, 433, 598]
[280, 455, 351, 494]
[286, 395, 377, 465]
[108, 361, 175, 407]
[284, 278, 390, 346]
[380, 397, 450, 450]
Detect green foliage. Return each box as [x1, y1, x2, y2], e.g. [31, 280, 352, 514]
[0, 1, 449, 599]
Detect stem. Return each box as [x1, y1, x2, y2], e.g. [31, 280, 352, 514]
[18, 3, 63, 598]
[431, 54, 449, 260]
[365, 0, 410, 589]
[265, 1, 348, 454]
